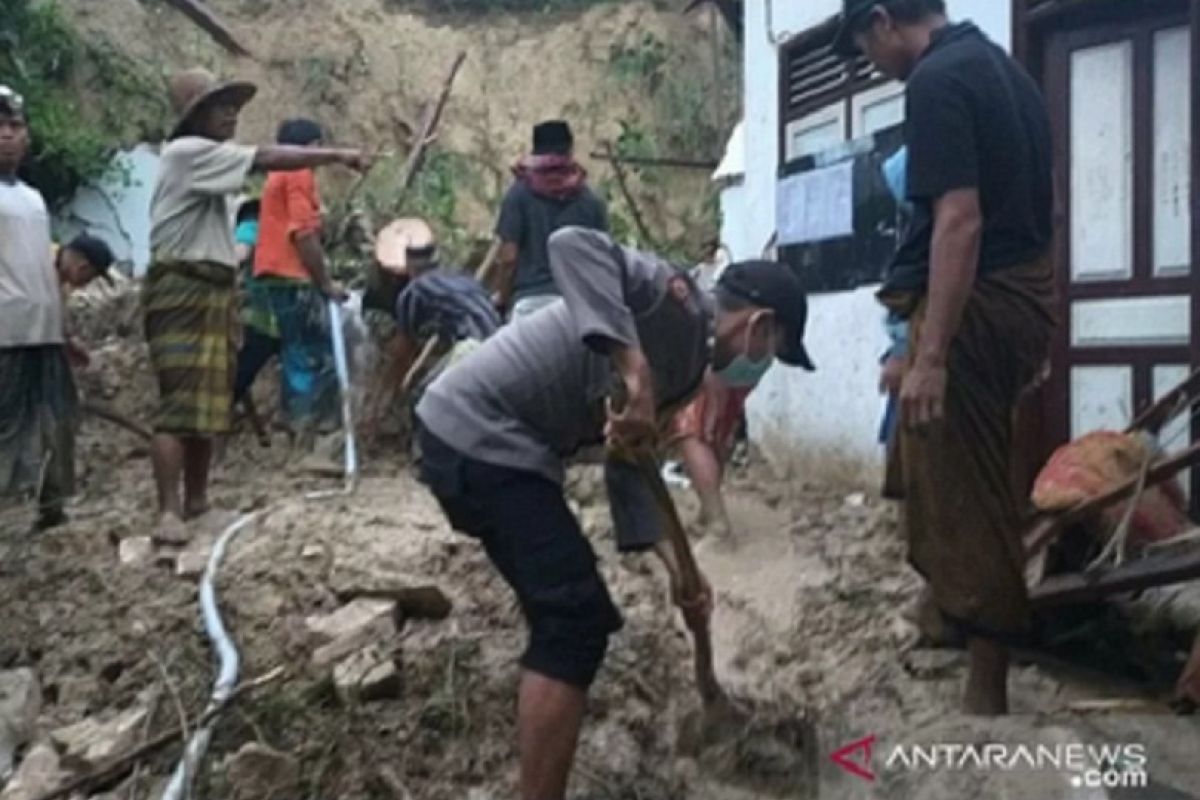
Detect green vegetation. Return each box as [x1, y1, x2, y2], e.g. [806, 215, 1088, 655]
[1, 0, 165, 207]
[601, 26, 739, 261]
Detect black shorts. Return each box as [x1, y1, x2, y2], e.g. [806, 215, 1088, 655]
[418, 427, 623, 688]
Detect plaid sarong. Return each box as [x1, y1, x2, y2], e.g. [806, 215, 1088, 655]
[0, 346, 78, 510]
[144, 260, 237, 435]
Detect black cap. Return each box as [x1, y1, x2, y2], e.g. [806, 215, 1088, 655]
[65, 233, 117, 284]
[832, 0, 877, 59]
[717, 260, 815, 371]
[0, 85, 25, 119]
[533, 120, 573, 155]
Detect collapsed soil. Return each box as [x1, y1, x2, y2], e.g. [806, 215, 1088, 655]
[3, 284, 1200, 800]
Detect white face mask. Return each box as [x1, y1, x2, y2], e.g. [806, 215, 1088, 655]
[715, 317, 775, 388]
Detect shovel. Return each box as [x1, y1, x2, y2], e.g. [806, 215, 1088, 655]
[606, 441, 742, 737]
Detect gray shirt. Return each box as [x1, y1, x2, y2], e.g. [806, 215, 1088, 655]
[495, 181, 608, 302]
[417, 227, 709, 484]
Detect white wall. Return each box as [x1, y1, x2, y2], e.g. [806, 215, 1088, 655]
[728, 0, 1013, 487]
[57, 145, 160, 278]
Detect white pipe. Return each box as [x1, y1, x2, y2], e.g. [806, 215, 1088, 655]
[306, 300, 359, 500]
[160, 512, 259, 800]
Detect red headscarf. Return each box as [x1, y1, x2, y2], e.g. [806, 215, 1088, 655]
[512, 154, 588, 201]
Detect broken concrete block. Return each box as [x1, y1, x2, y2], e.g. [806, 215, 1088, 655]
[311, 615, 396, 669]
[330, 576, 452, 621]
[0, 743, 66, 800]
[0, 669, 41, 780]
[50, 706, 147, 770]
[300, 544, 324, 560]
[225, 742, 299, 799]
[117, 536, 154, 566]
[175, 550, 210, 580]
[304, 599, 395, 645]
[333, 647, 401, 704]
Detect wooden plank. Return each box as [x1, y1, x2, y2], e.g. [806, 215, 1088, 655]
[1030, 544, 1200, 607]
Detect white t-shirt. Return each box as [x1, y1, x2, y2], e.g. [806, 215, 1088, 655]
[0, 179, 63, 347]
[150, 137, 257, 268]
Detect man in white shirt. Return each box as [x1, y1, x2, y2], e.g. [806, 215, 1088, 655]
[0, 85, 78, 530]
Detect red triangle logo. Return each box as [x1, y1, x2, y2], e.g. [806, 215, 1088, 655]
[831, 735, 877, 782]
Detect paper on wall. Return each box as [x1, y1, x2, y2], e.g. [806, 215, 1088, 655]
[776, 160, 854, 246]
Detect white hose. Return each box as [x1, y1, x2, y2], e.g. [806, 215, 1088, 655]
[307, 299, 358, 499]
[160, 512, 259, 800]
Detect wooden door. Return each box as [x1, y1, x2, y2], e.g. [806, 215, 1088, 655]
[1044, 10, 1194, 464]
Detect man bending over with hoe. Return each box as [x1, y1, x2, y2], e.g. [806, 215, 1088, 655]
[414, 227, 814, 800]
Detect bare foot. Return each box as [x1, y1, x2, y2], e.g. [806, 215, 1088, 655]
[152, 513, 191, 546]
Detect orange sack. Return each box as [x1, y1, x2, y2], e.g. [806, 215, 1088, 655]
[1031, 430, 1189, 548]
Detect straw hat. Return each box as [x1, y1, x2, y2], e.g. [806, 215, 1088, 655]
[375, 217, 436, 274]
[168, 68, 257, 139]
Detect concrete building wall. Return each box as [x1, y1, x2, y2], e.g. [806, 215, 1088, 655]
[727, 0, 1013, 487]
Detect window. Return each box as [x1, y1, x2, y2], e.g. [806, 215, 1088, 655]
[779, 15, 893, 161]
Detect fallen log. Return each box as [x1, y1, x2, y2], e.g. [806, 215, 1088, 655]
[161, 0, 252, 58]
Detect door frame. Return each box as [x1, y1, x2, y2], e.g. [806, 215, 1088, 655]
[1019, 0, 1197, 454]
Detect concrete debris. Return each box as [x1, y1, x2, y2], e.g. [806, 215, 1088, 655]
[300, 544, 324, 560]
[117, 536, 154, 567]
[50, 706, 147, 770]
[225, 743, 299, 799]
[0, 743, 66, 800]
[305, 599, 395, 644]
[333, 646, 402, 704]
[0, 670, 41, 780]
[175, 550, 210, 580]
[843, 492, 867, 508]
[332, 577, 452, 621]
[307, 600, 397, 669]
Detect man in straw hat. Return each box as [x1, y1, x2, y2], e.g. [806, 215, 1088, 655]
[415, 226, 815, 799]
[362, 217, 500, 440]
[146, 68, 369, 541]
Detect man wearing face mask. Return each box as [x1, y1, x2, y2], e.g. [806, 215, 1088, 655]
[668, 269, 798, 547]
[414, 226, 813, 800]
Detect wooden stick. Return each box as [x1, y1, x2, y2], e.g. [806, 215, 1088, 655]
[81, 401, 152, 441]
[396, 52, 467, 196]
[1024, 441, 1200, 558]
[587, 152, 719, 170]
[31, 668, 285, 800]
[1128, 367, 1200, 434]
[1030, 545, 1200, 608]
[601, 141, 659, 250]
[161, 0, 252, 57]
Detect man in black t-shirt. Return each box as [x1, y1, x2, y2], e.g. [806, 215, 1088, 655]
[834, 0, 1056, 715]
[493, 120, 609, 319]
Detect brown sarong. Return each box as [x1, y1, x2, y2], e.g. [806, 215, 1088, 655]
[881, 254, 1055, 636]
[143, 260, 237, 436]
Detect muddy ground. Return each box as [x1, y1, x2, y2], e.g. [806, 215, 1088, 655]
[2, 285, 1200, 800]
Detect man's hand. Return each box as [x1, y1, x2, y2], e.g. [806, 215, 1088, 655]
[606, 383, 657, 451]
[900, 357, 948, 429]
[1176, 635, 1200, 709]
[340, 150, 373, 172]
[879, 355, 905, 395]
